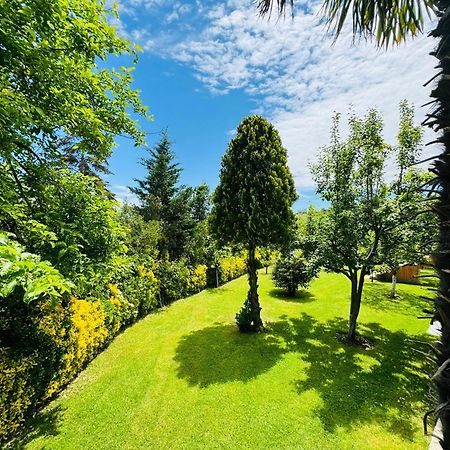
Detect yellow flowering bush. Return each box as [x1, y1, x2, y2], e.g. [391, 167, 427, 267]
[220, 256, 246, 282]
[0, 350, 37, 440]
[117, 263, 159, 323]
[34, 297, 108, 400]
[0, 296, 108, 439]
[187, 265, 207, 294]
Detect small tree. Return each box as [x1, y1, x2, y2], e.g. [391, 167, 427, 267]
[211, 115, 297, 332]
[130, 130, 196, 260]
[308, 102, 428, 342]
[259, 247, 279, 274]
[378, 171, 437, 298]
[377, 102, 436, 297]
[273, 251, 318, 296]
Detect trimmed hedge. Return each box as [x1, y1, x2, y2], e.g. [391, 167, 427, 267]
[0, 256, 244, 442]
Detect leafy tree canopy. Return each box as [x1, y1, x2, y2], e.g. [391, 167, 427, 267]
[305, 102, 429, 340]
[0, 0, 149, 174]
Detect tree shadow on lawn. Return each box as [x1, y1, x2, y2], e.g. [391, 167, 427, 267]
[174, 314, 432, 441]
[288, 315, 433, 441]
[269, 288, 316, 303]
[8, 405, 64, 449]
[362, 281, 431, 316]
[174, 323, 288, 387]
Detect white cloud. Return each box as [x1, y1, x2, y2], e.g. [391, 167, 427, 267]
[110, 185, 139, 205]
[120, 0, 438, 191]
[165, 2, 436, 190]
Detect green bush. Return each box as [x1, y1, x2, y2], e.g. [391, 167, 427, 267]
[187, 265, 208, 295]
[235, 297, 254, 332]
[273, 252, 318, 296]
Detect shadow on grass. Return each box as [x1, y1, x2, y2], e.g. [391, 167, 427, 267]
[282, 315, 432, 441]
[8, 405, 64, 449]
[269, 288, 316, 303]
[174, 314, 432, 441]
[174, 323, 287, 387]
[363, 281, 431, 316]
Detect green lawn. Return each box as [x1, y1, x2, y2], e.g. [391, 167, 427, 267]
[16, 271, 433, 449]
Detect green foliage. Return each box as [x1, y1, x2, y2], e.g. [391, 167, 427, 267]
[306, 102, 429, 340]
[130, 130, 204, 261]
[191, 183, 211, 222]
[0, 0, 148, 170]
[235, 298, 254, 332]
[0, 233, 73, 304]
[377, 102, 437, 279]
[119, 203, 160, 259]
[258, 247, 279, 272]
[273, 251, 318, 296]
[211, 115, 297, 331]
[211, 115, 297, 249]
[130, 130, 181, 222]
[35, 171, 126, 280]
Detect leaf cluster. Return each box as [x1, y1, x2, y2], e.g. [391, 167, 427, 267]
[211, 115, 297, 249]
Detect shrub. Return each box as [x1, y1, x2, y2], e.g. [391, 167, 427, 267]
[43, 297, 108, 399]
[273, 252, 318, 296]
[188, 265, 208, 294]
[0, 350, 38, 440]
[156, 259, 190, 305]
[235, 297, 254, 332]
[0, 296, 108, 440]
[220, 256, 246, 283]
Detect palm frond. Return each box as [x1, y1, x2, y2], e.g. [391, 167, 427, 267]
[257, 0, 435, 47]
[257, 0, 294, 18]
[324, 0, 435, 46]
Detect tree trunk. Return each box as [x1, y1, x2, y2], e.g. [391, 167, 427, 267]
[429, 9, 450, 446]
[247, 246, 263, 330]
[347, 271, 365, 342]
[265, 265, 268, 274]
[390, 272, 397, 299]
[215, 266, 219, 288]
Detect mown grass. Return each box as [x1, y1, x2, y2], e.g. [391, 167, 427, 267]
[14, 271, 434, 449]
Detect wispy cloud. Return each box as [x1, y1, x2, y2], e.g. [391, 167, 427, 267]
[118, 0, 437, 190]
[110, 185, 139, 205]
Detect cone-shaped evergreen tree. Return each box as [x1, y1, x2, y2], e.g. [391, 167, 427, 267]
[130, 129, 181, 222]
[130, 130, 194, 260]
[211, 115, 297, 332]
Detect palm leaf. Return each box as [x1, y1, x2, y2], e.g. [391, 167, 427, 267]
[257, 0, 435, 46]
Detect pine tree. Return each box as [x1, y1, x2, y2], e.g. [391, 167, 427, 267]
[130, 130, 198, 261]
[130, 129, 181, 223]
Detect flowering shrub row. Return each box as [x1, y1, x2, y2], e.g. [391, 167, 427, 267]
[0, 249, 244, 442]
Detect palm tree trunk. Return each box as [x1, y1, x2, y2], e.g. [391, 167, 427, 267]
[428, 6, 450, 446]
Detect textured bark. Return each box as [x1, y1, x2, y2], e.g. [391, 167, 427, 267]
[428, 4, 450, 446]
[347, 271, 365, 341]
[248, 246, 263, 330]
[390, 273, 397, 299]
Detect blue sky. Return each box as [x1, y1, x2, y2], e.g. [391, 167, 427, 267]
[105, 0, 436, 211]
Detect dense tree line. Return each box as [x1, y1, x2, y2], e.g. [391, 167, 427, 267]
[0, 1, 245, 441]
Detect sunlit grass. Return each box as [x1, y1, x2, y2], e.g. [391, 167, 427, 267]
[15, 271, 433, 449]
